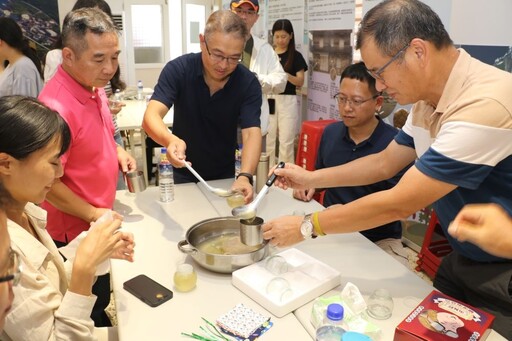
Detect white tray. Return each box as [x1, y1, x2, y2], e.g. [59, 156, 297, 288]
[232, 248, 341, 317]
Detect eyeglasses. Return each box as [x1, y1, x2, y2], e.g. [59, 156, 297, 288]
[333, 93, 380, 107]
[232, 7, 257, 16]
[366, 42, 410, 81]
[203, 39, 242, 65]
[0, 248, 21, 286]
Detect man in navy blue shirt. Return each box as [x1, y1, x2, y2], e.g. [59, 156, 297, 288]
[294, 62, 410, 265]
[143, 10, 262, 201]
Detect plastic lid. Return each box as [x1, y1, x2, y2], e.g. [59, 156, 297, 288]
[326, 303, 344, 321]
[161, 147, 167, 153]
[176, 263, 194, 274]
[342, 332, 372, 341]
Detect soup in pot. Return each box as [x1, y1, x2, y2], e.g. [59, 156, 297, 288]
[197, 233, 260, 255]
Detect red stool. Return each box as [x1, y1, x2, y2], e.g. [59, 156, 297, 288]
[415, 211, 453, 279]
[295, 120, 336, 205]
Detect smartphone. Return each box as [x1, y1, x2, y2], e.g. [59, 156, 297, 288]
[123, 274, 173, 307]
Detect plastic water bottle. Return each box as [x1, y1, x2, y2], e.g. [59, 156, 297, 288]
[114, 88, 122, 102]
[235, 144, 242, 177]
[158, 147, 174, 202]
[137, 80, 144, 100]
[315, 303, 348, 341]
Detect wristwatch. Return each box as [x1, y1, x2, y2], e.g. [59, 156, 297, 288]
[300, 214, 317, 240]
[236, 172, 253, 186]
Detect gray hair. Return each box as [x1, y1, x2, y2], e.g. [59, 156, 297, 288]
[204, 10, 248, 41]
[356, 0, 452, 57]
[62, 7, 118, 56]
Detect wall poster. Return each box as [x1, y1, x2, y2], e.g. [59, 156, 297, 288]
[306, 0, 355, 120]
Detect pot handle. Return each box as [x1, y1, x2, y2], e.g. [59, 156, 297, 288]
[177, 240, 198, 255]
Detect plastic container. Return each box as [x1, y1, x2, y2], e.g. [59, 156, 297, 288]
[173, 263, 197, 292]
[315, 303, 348, 341]
[137, 80, 144, 100]
[158, 147, 174, 202]
[341, 332, 372, 341]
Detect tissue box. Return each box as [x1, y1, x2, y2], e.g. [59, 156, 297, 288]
[394, 290, 494, 341]
[232, 248, 341, 317]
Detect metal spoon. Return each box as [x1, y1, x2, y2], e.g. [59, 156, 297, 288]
[231, 162, 285, 219]
[183, 161, 235, 197]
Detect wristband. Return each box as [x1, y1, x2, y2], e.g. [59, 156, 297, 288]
[236, 172, 253, 186]
[312, 211, 325, 236]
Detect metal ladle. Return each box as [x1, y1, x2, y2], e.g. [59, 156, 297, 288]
[231, 162, 285, 219]
[183, 161, 235, 197]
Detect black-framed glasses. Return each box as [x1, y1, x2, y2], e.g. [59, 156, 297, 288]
[333, 93, 380, 107]
[366, 42, 410, 81]
[203, 39, 243, 65]
[0, 248, 21, 286]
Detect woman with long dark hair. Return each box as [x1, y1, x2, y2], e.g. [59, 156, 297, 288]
[0, 18, 43, 97]
[267, 19, 308, 167]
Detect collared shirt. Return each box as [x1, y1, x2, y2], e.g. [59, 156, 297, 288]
[395, 48, 512, 262]
[151, 52, 262, 183]
[39, 65, 118, 243]
[3, 203, 97, 341]
[316, 118, 408, 242]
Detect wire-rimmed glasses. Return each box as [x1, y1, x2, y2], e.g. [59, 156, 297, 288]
[366, 42, 410, 81]
[203, 39, 243, 65]
[333, 93, 380, 107]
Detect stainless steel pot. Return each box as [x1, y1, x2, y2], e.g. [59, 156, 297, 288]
[178, 216, 268, 273]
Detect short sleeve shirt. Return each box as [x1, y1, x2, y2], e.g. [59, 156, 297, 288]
[395, 49, 512, 262]
[151, 53, 262, 182]
[39, 66, 118, 243]
[316, 118, 408, 242]
[278, 50, 308, 95]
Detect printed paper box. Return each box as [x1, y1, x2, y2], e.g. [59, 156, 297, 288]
[394, 290, 494, 341]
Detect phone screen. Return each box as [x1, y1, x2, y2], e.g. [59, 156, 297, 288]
[123, 274, 173, 307]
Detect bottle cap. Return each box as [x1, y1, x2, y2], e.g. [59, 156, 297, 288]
[177, 263, 194, 274]
[161, 147, 167, 153]
[326, 303, 344, 321]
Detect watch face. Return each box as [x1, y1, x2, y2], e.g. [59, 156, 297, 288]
[301, 220, 313, 239]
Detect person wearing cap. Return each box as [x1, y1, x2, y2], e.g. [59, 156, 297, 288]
[230, 0, 287, 137]
[142, 10, 262, 202]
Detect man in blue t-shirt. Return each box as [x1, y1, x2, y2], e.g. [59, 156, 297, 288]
[294, 62, 411, 265]
[143, 10, 262, 202]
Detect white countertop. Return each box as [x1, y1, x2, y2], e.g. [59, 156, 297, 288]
[111, 182, 506, 340]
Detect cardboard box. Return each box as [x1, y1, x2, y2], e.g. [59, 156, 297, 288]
[394, 290, 494, 341]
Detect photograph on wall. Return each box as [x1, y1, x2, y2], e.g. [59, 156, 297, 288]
[0, 0, 60, 60]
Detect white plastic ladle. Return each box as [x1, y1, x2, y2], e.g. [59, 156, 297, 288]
[183, 161, 235, 197]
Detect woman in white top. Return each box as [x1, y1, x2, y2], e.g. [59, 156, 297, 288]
[0, 18, 43, 97]
[0, 96, 135, 340]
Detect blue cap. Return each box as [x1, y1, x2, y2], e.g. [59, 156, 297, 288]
[326, 303, 344, 321]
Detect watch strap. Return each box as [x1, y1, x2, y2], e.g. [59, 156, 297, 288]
[236, 172, 253, 186]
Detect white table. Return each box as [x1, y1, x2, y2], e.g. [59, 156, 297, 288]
[111, 182, 506, 340]
[116, 100, 173, 182]
[111, 185, 311, 341]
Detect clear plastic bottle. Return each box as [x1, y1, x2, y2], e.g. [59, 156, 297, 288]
[114, 88, 122, 102]
[137, 80, 144, 100]
[235, 144, 242, 177]
[315, 303, 348, 341]
[158, 147, 174, 202]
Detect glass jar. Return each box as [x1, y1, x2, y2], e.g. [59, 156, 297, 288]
[173, 263, 197, 292]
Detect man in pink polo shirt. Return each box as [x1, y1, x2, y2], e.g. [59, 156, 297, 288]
[38, 7, 136, 327]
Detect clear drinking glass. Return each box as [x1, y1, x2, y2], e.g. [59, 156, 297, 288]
[366, 288, 394, 320]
